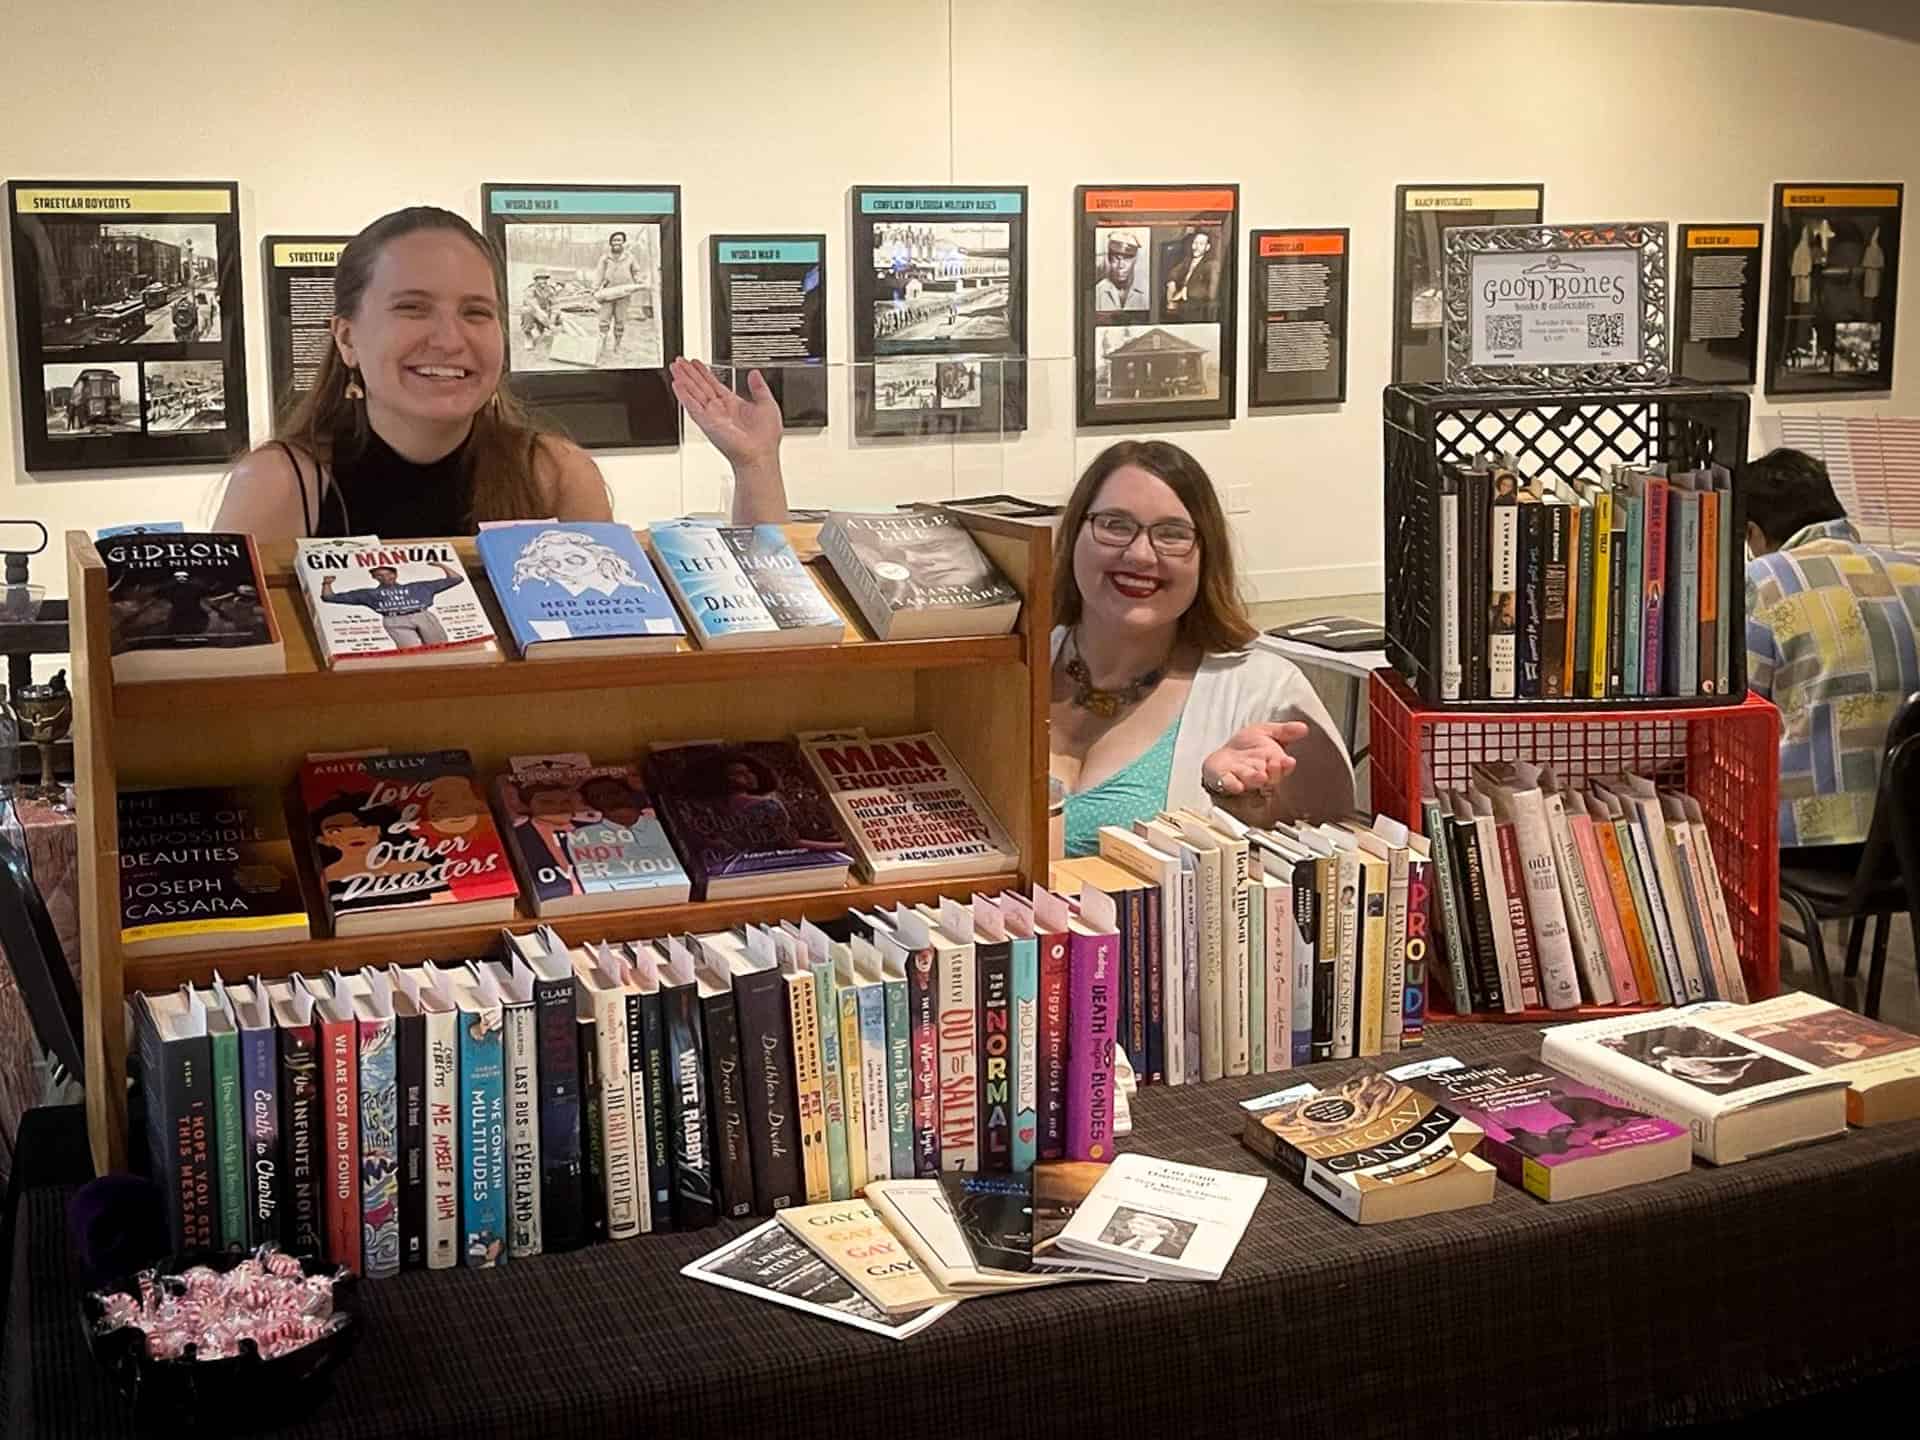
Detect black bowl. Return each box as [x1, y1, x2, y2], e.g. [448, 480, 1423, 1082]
[80, 1250, 360, 1429]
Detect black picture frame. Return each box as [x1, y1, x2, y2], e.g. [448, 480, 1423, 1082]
[1248, 227, 1349, 408]
[849, 185, 1028, 438]
[1392, 182, 1545, 385]
[261, 234, 350, 423]
[708, 233, 828, 428]
[1765, 183, 1901, 397]
[7, 179, 250, 472]
[1076, 184, 1239, 427]
[1672, 223, 1763, 387]
[481, 182, 684, 449]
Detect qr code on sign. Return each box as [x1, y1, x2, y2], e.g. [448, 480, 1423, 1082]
[1588, 312, 1626, 349]
[1484, 314, 1523, 351]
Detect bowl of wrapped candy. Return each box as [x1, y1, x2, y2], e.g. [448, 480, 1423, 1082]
[81, 1246, 359, 1424]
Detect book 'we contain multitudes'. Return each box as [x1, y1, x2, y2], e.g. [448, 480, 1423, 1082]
[294, 536, 499, 667]
[117, 785, 310, 955]
[101, 530, 284, 682]
[474, 521, 686, 659]
[799, 730, 1018, 883]
[650, 521, 842, 649]
[298, 750, 518, 935]
[817, 510, 1022, 640]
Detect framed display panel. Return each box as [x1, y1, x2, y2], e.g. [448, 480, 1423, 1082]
[1766, 183, 1902, 396]
[1249, 228, 1348, 408]
[1076, 185, 1238, 426]
[850, 186, 1028, 438]
[709, 233, 827, 428]
[262, 234, 350, 420]
[482, 183, 684, 448]
[1393, 183, 1544, 384]
[7, 180, 250, 472]
[1672, 224, 1763, 386]
[1444, 222, 1670, 389]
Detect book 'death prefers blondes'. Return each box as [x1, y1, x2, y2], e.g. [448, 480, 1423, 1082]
[800, 730, 1018, 883]
[298, 751, 518, 936]
[817, 510, 1022, 640]
[1242, 1070, 1497, 1224]
[294, 536, 499, 667]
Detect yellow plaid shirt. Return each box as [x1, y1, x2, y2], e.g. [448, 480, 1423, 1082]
[1745, 518, 1920, 846]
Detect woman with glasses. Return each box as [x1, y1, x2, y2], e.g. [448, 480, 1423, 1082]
[670, 363, 1353, 856]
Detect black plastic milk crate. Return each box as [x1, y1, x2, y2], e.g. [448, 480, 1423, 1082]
[1382, 383, 1751, 711]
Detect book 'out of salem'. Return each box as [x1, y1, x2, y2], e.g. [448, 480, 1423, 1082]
[101, 530, 284, 681]
[474, 521, 685, 658]
[294, 536, 499, 667]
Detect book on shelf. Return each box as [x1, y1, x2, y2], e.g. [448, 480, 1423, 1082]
[391, 965, 459, 1268]
[1703, 993, 1920, 1127]
[262, 978, 324, 1259]
[491, 754, 691, 915]
[723, 928, 804, 1213]
[303, 975, 361, 1273]
[816, 509, 1022, 640]
[100, 530, 284, 682]
[1241, 1069, 1496, 1224]
[117, 785, 310, 955]
[968, 900, 1015, 1174]
[657, 938, 719, 1229]
[133, 987, 217, 1255]
[1407, 1054, 1691, 1201]
[649, 520, 842, 649]
[570, 946, 641, 1240]
[685, 936, 752, 1221]
[377, 965, 427, 1270]
[502, 931, 586, 1251]
[681, 1217, 954, 1340]
[765, 926, 831, 1203]
[776, 1198, 955, 1315]
[645, 739, 853, 900]
[298, 749, 517, 936]
[473, 520, 685, 658]
[799, 729, 1018, 884]
[1051, 1153, 1266, 1281]
[1540, 1008, 1849, 1164]
[621, 942, 675, 1232]
[335, 970, 401, 1278]
[1063, 884, 1120, 1164]
[211, 977, 282, 1250]
[998, 896, 1041, 1172]
[1098, 827, 1187, 1086]
[1474, 762, 1581, 1010]
[472, 958, 543, 1257]
[294, 535, 499, 667]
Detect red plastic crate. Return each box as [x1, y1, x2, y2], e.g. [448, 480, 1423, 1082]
[1368, 669, 1782, 1019]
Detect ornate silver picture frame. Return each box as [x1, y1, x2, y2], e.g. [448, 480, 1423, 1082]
[1443, 221, 1669, 389]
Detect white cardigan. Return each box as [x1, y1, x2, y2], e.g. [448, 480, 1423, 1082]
[1050, 628, 1356, 819]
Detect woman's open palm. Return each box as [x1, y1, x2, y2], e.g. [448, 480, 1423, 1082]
[670, 357, 782, 468]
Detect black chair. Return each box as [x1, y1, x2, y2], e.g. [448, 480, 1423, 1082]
[1777, 691, 1920, 1016]
[1874, 732, 1920, 1018]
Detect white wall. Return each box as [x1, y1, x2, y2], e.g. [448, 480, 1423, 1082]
[2, 0, 1915, 600]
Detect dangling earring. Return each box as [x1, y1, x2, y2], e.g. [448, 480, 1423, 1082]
[343, 367, 365, 401]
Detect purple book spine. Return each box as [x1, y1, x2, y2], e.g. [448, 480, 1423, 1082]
[1065, 930, 1118, 1163]
[240, 1024, 281, 1250]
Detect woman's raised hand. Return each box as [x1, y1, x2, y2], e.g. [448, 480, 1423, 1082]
[669, 357, 783, 470]
[1201, 721, 1309, 797]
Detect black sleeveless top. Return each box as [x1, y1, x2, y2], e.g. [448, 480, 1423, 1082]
[282, 429, 475, 538]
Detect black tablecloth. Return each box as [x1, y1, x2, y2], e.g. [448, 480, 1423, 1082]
[8, 1023, 1920, 1439]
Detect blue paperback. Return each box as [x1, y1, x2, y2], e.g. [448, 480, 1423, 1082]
[475, 522, 685, 657]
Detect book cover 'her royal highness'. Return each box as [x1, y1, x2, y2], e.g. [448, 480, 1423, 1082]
[474, 522, 684, 657]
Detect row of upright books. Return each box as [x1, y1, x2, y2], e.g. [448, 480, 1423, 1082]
[99, 509, 1022, 682]
[1435, 453, 1737, 702]
[1421, 760, 1747, 1015]
[1051, 806, 1437, 1083]
[131, 883, 1135, 1266]
[117, 731, 1017, 953]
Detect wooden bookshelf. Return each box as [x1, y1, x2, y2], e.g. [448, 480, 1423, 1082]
[69, 514, 1054, 1172]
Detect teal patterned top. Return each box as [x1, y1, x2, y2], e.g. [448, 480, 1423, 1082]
[1063, 715, 1184, 858]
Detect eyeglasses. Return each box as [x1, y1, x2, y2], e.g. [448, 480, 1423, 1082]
[1084, 509, 1199, 558]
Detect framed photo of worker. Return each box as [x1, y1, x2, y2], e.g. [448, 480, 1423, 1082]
[1075, 185, 1239, 427]
[1392, 182, 1544, 384]
[709, 233, 828, 429]
[7, 179, 250, 473]
[261, 234, 351, 420]
[1764, 183, 1902, 396]
[850, 186, 1028, 438]
[481, 183, 685, 448]
[1248, 228, 1349, 408]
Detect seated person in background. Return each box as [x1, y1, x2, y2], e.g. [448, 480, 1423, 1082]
[1743, 447, 1920, 856]
[668, 358, 1354, 853]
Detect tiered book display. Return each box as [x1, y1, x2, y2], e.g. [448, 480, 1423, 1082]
[68, 516, 1052, 1172]
[1376, 382, 1781, 1021]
